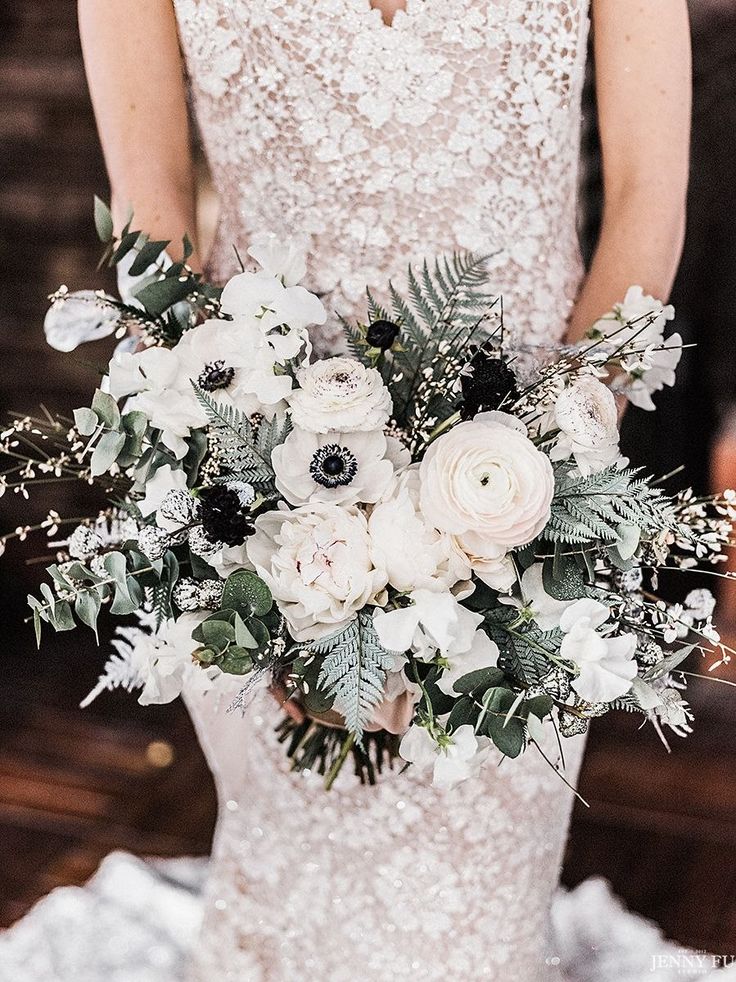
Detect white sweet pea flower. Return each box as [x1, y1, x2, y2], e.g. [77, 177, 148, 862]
[373, 589, 483, 660]
[551, 376, 620, 476]
[399, 724, 491, 790]
[498, 563, 575, 631]
[44, 290, 120, 352]
[247, 234, 308, 287]
[419, 412, 554, 577]
[272, 427, 396, 506]
[137, 612, 217, 705]
[436, 629, 499, 696]
[592, 286, 675, 347]
[368, 466, 471, 593]
[219, 269, 326, 333]
[615, 334, 683, 412]
[288, 357, 392, 433]
[247, 503, 387, 641]
[138, 464, 188, 519]
[559, 599, 638, 703]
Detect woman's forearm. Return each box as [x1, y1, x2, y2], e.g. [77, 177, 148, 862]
[79, 0, 198, 255]
[567, 190, 686, 342]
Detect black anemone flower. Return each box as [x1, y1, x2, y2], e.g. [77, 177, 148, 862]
[366, 319, 400, 351]
[458, 343, 520, 420]
[199, 485, 255, 546]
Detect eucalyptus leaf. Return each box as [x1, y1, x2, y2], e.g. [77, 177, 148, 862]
[128, 239, 171, 277]
[93, 196, 114, 243]
[222, 571, 272, 619]
[134, 275, 193, 317]
[74, 407, 99, 437]
[75, 590, 102, 640]
[91, 389, 121, 430]
[90, 431, 125, 476]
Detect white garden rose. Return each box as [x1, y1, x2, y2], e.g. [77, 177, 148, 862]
[272, 427, 397, 506]
[246, 503, 388, 641]
[552, 376, 620, 476]
[419, 412, 554, 574]
[288, 357, 392, 433]
[368, 467, 471, 593]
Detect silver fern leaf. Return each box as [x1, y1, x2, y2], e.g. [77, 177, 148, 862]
[309, 611, 398, 742]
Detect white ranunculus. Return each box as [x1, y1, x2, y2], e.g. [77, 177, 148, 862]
[419, 412, 554, 576]
[272, 427, 396, 506]
[498, 563, 575, 631]
[373, 589, 483, 661]
[368, 467, 471, 593]
[44, 290, 120, 352]
[399, 724, 491, 790]
[247, 234, 308, 287]
[288, 357, 392, 433]
[247, 504, 387, 641]
[219, 269, 326, 333]
[559, 599, 638, 703]
[552, 376, 620, 476]
[436, 629, 499, 696]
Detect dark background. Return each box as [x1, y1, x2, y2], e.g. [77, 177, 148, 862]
[1, 0, 735, 953]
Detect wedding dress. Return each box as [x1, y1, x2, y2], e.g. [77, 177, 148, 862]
[171, 1, 591, 979]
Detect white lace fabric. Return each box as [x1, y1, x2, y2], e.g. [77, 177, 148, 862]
[174, 0, 589, 353]
[167, 1, 594, 978]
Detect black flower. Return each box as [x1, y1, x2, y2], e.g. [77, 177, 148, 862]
[199, 485, 255, 546]
[458, 344, 520, 420]
[198, 360, 236, 392]
[309, 444, 359, 489]
[366, 319, 400, 351]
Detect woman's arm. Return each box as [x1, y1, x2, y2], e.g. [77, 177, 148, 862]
[78, 0, 198, 256]
[566, 0, 691, 341]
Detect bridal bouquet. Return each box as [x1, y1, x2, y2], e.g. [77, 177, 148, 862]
[5, 201, 733, 790]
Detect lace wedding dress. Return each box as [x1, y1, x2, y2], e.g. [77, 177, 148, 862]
[172, 1, 590, 979]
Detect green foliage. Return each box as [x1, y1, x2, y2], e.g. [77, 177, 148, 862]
[93, 196, 114, 244]
[366, 253, 497, 447]
[485, 607, 563, 686]
[306, 611, 398, 742]
[190, 571, 274, 676]
[193, 385, 291, 488]
[546, 465, 678, 546]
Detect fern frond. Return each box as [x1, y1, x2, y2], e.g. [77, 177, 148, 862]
[309, 611, 397, 742]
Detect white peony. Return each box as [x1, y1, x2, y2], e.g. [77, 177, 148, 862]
[288, 357, 392, 433]
[559, 599, 638, 703]
[246, 503, 387, 641]
[373, 589, 483, 662]
[399, 724, 491, 790]
[419, 412, 554, 576]
[44, 290, 120, 352]
[498, 563, 575, 631]
[272, 427, 397, 506]
[552, 376, 620, 476]
[368, 467, 471, 593]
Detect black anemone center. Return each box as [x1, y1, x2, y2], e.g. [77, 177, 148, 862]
[310, 444, 359, 489]
[198, 360, 236, 392]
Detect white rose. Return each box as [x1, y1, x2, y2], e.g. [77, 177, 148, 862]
[272, 427, 396, 506]
[246, 503, 387, 641]
[551, 376, 620, 477]
[559, 599, 638, 703]
[399, 724, 491, 790]
[419, 412, 554, 573]
[368, 467, 471, 593]
[288, 357, 392, 433]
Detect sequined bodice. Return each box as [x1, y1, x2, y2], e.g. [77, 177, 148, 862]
[174, 0, 590, 352]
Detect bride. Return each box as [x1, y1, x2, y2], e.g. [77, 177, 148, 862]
[74, 1, 690, 979]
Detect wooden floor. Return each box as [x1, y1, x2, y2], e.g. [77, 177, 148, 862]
[1, 0, 735, 962]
